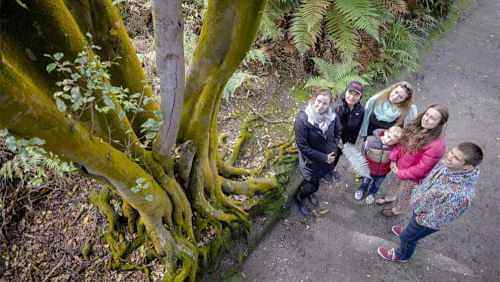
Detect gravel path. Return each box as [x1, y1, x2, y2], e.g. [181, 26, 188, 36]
[241, 1, 500, 281]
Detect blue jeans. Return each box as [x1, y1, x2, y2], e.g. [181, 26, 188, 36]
[358, 175, 386, 195]
[396, 214, 438, 260]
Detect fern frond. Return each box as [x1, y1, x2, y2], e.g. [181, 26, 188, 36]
[325, 6, 358, 61]
[260, 0, 287, 41]
[291, 0, 331, 54]
[342, 143, 371, 179]
[243, 49, 270, 67]
[223, 71, 258, 100]
[334, 0, 382, 41]
[309, 58, 368, 93]
[304, 76, 337, 90]
[375, 0, 408, 16]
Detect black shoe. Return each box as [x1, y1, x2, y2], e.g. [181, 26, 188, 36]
[295, 194, 311, 216]
[308, 194, 319, 207]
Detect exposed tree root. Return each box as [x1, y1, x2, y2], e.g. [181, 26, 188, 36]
[221, 176, 278, 196]
[229, 115, 257, 166]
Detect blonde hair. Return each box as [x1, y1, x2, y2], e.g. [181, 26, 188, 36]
[387, 126, 403, 140]
[374, 81, 414, 125]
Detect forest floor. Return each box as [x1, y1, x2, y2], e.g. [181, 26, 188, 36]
[239, 0, 500, 281]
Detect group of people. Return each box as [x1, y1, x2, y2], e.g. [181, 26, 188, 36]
[294, 81, 483, 262]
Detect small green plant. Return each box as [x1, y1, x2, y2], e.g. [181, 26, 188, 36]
[222, 71, 258, 100]
[242, 48, 270, 67]
[139, 110, 163, 147]
[46, 36, 158, 147]
[130, 177, 154, 202]
[0, 130, 75, 187]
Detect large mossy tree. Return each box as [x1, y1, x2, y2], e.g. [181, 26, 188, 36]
[0, 0, 286, 280]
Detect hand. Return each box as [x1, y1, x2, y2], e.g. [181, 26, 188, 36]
[390, 162, 398, 174]
[327, 152, 336, 164]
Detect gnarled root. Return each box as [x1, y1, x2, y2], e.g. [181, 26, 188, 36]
[221, 176, 278, 197]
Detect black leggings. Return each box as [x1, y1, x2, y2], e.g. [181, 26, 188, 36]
[298, 177, 320, 200]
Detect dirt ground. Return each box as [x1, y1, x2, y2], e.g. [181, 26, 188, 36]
[240, 1, 500, 281]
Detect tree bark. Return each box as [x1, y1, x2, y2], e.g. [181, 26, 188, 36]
[152, 0, 185, 158]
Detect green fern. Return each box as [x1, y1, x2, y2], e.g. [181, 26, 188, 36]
[366, 21, 420, 81]
[305, 58, 369, 93]
[290, 0, 384, 62]
[291, 0, 331, 54]
[222, 72, 258, 100]
[243, 48, 270, 67]
[0, 130, 75, 187]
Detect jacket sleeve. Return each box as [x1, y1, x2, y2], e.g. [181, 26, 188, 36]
[359, 95, 377, 137]
[332, 116, 343, 151]
[397, 140, 446, 181]
[294, 117, 328, 163]
[389, 144, 402, 161]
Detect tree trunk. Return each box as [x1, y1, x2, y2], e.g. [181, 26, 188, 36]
[0, 0, 274, 280]
[152, 0, 185, 158]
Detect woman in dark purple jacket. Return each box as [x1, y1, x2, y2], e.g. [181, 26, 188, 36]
[294, 89, 342, 216]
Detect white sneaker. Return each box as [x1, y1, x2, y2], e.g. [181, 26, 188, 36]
[354, 190, 364, 201]
[365, 194, 375, 205]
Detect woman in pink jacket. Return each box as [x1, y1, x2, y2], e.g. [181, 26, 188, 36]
[377, 104, 449, 217]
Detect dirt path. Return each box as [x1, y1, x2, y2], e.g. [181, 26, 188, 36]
[240, 1, 500, 281]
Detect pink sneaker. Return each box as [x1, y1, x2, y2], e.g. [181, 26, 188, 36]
[377, 247, 408, 263]
[391, 224, 404, 237]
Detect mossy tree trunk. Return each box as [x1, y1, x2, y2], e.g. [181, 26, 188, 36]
[0, 0, 274, 280]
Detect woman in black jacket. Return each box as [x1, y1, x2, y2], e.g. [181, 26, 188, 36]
[331, 81, 365, 178]
[294, 89, 342, 215]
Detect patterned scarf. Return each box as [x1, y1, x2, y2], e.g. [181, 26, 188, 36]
[373, 100, 401, 123]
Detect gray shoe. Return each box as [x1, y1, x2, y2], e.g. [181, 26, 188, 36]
[365, 194, 375, 205]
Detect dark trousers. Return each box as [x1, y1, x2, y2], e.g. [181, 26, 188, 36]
[396, 214, 438, 260]
[298, 177, 320, 200]
[358, 175, 386, 195]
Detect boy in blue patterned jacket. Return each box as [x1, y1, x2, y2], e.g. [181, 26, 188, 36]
[377, 142, 483, 262]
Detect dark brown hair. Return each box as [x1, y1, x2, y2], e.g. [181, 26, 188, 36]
[308, 87, 334, 105]
[402, 104, 449, 151]
[457, 142, 483, 167]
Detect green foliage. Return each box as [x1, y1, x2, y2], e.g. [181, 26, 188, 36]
[222, 72, 258, 101]
[290, 0, 330, 54]
[290, 0, 383, 61]
[130, 177, 154, 202]
[46, 37, 158, 147]
[46, 35, 154, 118]
[139, 110, 162, 148]
[290, 87, 312, 104]
[0, 130, 75, 187]
[260, 0, 300, 41]
[420, 0, 454, 17]
[305, 58, 369, 94]
[365, 21, 421, 82]
[46, 46, 125, 115]
[242, 48, 270, 67]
